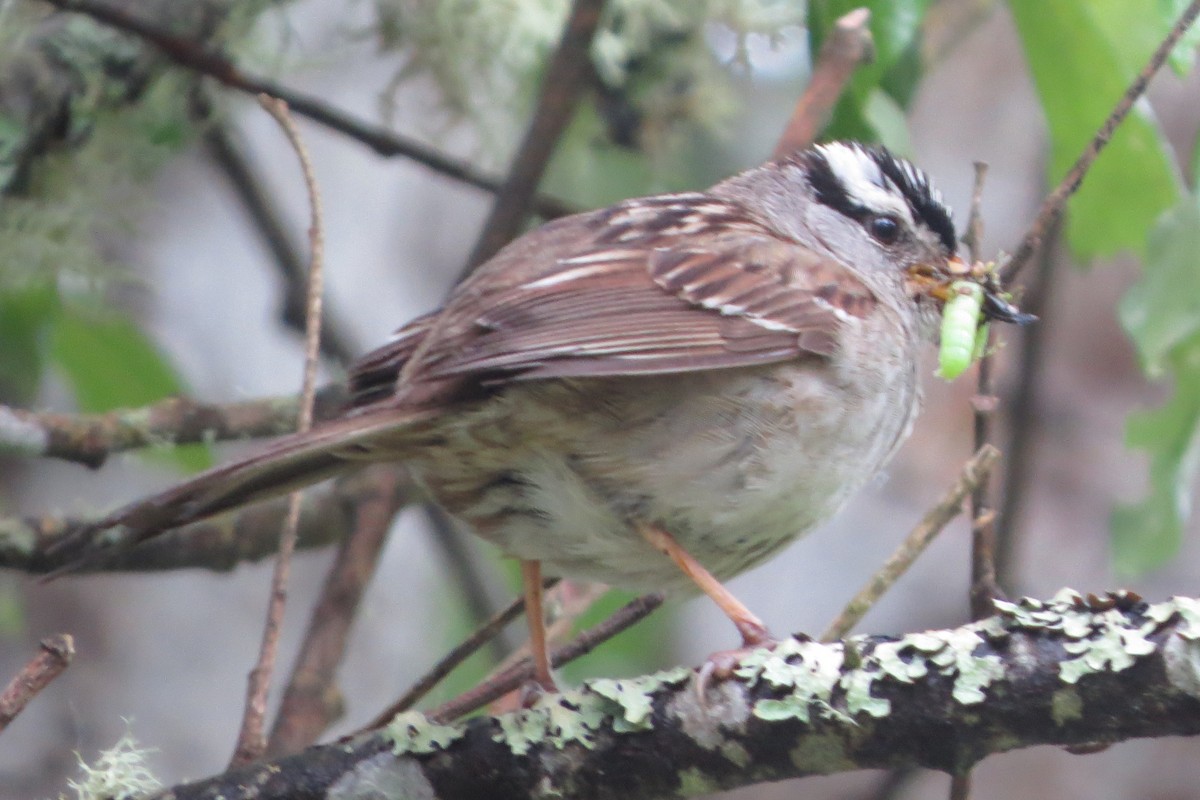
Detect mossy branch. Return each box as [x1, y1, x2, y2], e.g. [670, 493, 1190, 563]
[143, 590, 1200, 800]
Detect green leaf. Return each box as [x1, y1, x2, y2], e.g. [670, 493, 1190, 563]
[1115, 194, 1200, 572]
[1119, 197, 1200, 375]
[1009, 0, 1182, 259]
[1112, 330, 1200, 573]
[1157, 0, 1200, 75]
[808, 0, 929, 143]
[0, 278, 59, 403]
[49, 306, 211, 471]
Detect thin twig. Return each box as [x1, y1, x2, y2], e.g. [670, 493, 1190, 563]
[195, 97, 359, 364]
[961, 161, 988, 263]
[463, 0, 608, 272]
[42, 0, 578, 220]
[772, 7, 874, 159]
[821, 445, 1000, 642]
[427, 592, 664, 724]
[266, 467, 409, 757]
[0, 634, 74, 733]
[363, 578, 562, 731]
[231, 96, 325, 769]
[1000, 0, 1200, 281]
[963, 162, 1003, 620]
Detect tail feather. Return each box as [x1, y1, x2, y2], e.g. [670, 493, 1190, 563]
[44, 407, 435, 576]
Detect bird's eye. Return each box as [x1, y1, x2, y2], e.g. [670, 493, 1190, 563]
[866, 215, 901, 245]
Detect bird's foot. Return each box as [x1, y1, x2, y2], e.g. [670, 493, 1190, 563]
[695, 625, 778, 700]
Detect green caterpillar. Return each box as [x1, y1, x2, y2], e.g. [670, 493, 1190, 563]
[936, 281, 987, 380]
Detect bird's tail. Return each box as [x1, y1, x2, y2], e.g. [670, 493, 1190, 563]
[43, 407, 437, 578]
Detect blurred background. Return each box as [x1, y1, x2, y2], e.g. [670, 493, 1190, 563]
[3, 1, 1200, 797]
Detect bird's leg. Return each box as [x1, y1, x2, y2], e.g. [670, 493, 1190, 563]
[638, 523, 775, 648]
[520, 559, 557, 693]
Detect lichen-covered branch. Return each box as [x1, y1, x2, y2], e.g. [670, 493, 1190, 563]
[0, 0, 231, 193]
[0, 384, 346, 468]
[2, 464, 413, 574]
[149, 590, 1200, 800]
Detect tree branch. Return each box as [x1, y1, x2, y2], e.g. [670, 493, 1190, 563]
[267, 467, 405, 757]
[0, 634, 74, 733]
[1001, 0, 1200, 281]
[149, 591, 1200, 800]
[772, 7, 874, 159]
[40, 0, 578, 220]
[8, 465, 414, 575]
[462, 0, 607, 272]
[0, 386, 347, 468]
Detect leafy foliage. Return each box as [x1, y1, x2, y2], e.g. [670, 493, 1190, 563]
[1009, 0, 1183, 260]
[808, 0, 930, 150]
[1114, 197, 1200, 572]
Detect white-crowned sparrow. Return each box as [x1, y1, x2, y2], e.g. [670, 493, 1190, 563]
[50, 141, 1028, 688]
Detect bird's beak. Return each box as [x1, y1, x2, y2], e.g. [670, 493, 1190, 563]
[981, 288, 1036, 325]
[906, 256, 1036, 326]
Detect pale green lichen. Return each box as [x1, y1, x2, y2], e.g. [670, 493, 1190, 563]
[67, 728, 162, 800]
[788, 733, 857, 773]
[371, 0, 803, 155]
[995, 589, 1163, 686]
[1059, 621, 1156, 684]
[677, 766, 720, 796]
[385, 711, 465, 755]
[840, 666, 891, 718]
[1051, 688, 1084, 726]
[590, 667, 688, 732]
[852, 627, 1003, 710]
[493, 667, 689, 755]
[736, 638, 847, 723]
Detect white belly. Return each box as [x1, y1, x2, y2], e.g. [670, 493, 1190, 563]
[413, 352, 920, 594]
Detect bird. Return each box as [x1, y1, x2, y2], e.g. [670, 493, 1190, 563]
[46, 141, 1030, 691]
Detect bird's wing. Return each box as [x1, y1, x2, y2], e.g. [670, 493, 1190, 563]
[350, 194, 877, 405]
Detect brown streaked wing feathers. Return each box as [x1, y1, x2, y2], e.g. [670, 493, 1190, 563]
[349, 196, 877, 403]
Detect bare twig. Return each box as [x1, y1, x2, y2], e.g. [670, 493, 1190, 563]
[0, 634, 74, 733]
[773, 7, 874, 159]
[0, 387, 346, 468]
[463, 0, 608, 272]
[961, 161, 988, 263]
[821, 445, 1000, 642]
[14, 468, 412, 575]
[231, 96, 326, 768]
[41, 0, 577, 220]
[1001, 0, 1200, 281]
[195, 97, 359, 364]
[266, 468, 409, 757]
[363, 577, 562, 731]
[428, 592, 664, 724]
[963, 162, 1004, 620]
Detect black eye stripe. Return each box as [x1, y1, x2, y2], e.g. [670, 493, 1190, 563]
[870, 147, 957, 255]
[800, 144, 958, 256]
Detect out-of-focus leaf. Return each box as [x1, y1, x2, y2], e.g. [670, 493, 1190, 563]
[1158, 0, 1200, 75]
[808, 0, 929, 143]
[1119, 198, 1200, 376]
[0, 279, 58, 403]
[49, 306, 211, 471]
[861, 88, 912, 156]
[1009, 0, 1182, 260]
[1112, 330, 1200, 574]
